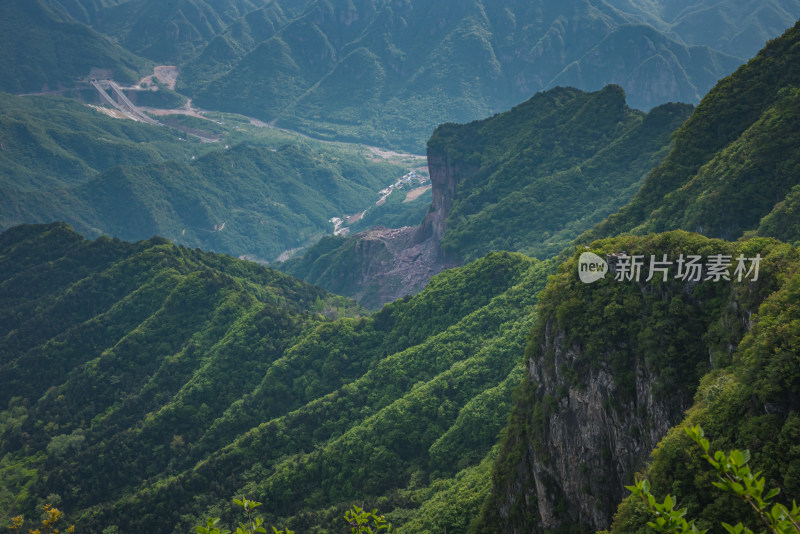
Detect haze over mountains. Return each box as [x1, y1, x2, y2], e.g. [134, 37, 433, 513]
[3, 0, 797, 151]
[183, 0, 755, 149]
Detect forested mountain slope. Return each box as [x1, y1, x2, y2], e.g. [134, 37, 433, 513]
[0, 222, 555, 534]
[61, 0, 298, 63]
[188, 0, 743, 151]
[471, 232, 800, 533]
[428, 85, 691, 263]
[0, 92, 404, 262]
[582, 19, 800, 244]
[470, 20, 800, 534]
[605, 0, 800, 59]
[0, 93, 196, 191]
[0, 0, 148, 93]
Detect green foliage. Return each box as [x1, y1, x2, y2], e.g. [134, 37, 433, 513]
[606, 249, 800, 534]
[0, 91, 405, 262]
[471, 231, 800, 533]
[629, 425, 800, 534]
[195, 497, 297, 534]
[583, 20, 800, 245]
[0, 0, 148, 93]
[4, 504, 74, 534]
[757, 183, 800, 246]
[429, 86, 691, 263]
[0, 223, 554, 533]
[187, 1, 744, 151]
[197, 516, 231, 534]
[344, 505, 391, 534]
[628, 477, 706, 534]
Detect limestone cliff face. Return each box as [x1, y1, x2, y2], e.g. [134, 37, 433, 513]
[415, 149, 479, 248]
[280, 146, 476, 309]
[523, 324, 682, 530]
[481, 323, 694, 533]
[471, 236, 764, 533]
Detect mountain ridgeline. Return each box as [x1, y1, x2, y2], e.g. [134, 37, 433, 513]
[582, 18, 800, 244]
[187, 0, 745, 150]
[3, 2, 800, 534]
[0, 222, 556, 533]
[280, 85, 692, 308]
[13, 0, 798, 151]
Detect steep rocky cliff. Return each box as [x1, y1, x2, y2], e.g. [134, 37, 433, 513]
[415, 150, 479, 249]
[280, 86, 689, 308]
[278, 147, 473, 309]
[471, 232, 787, 532]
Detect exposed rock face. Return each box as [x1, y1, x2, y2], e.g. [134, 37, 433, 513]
[282, 146, 477, 309]
[416, 150, 479, 248]
[482, 325, 693, 533]
[523, 325, 680, 530]
[472, 236, 765, 533]
[326, 225, 443, 310]
[339, 148, 478, 308]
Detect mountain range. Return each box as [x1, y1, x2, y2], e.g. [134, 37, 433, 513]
[2, 1, 800, 533]
[4, 0, 798, 151]
[188, 0, 747, 150]
[472, 17, 800, 533]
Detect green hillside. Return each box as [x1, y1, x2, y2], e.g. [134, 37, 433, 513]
[469, 19, 800, 534]
[41, 0, 127, 25]
[81, 0, 286, 63]
[278, 84, 692, 307]
[0, 93, 196, 190]
[582, 19, 800, 243]
[0, 92, 405, 262]
[430, 85, 692, 262]
[177, 0, 314, 90]
[0, 0, 148, 93]
[605, 0, 800, 59]
[471, 232, 800, 533]
[0, 222, 555, 533]
[2, 4, 800, 534]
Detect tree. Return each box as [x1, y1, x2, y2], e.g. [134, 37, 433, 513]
[628, 425, 800, 534]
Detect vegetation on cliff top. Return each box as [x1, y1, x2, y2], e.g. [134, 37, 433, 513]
[471, 232, 800, 533]
[428, 85, 692, 263]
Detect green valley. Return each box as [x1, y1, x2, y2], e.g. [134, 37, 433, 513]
[0, 91, 414, 262]
[279, 84, 691, 308]
[2, 1, 800, 534]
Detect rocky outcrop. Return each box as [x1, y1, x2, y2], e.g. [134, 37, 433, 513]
[523, 326, 681, 530]
[333, 148, 478, 307]
[280, 146, 476, 309]
[415, 150, 478, 249]
[320, 225, 444, 310]
[471, 235, 769, 533]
